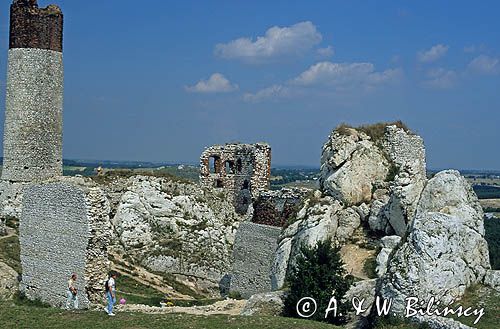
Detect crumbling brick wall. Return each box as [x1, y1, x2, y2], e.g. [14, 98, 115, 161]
[19, 179, 111, 308]
[252, 188, 310, 227]
[200, 143, 271, 214]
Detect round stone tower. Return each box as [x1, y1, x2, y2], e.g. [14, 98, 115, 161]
[2, 0, 64, 182]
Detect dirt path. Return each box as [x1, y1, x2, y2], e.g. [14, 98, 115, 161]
[117, 298, 247, 316]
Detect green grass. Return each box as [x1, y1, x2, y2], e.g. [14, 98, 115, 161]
[0, 301, 341, 329]
[0, 235, 21, 273]
[448, 285, 500, 329]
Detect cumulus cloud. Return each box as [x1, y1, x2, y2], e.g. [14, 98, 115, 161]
[185, 73, 238, 93]
[292, 61, 402, 87]
[317, 46, 335, 58]
[214, 21, 322, 63]
[468, 55, 500, 75]
[422, 68, 458, 89]
[417, 44, 449, 63]
[244, 61, 401, 102]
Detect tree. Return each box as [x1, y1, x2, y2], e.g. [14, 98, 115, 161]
[284, 239, 354, 325]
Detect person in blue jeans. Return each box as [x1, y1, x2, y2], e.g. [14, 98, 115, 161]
[105, 272, 117, 316]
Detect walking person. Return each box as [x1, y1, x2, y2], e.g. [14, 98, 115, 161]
[105, 272, 117, 316]
[66, 273, 79, 310]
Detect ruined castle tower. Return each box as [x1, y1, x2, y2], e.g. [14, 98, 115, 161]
[2, 0, 64, 182]
[200, 143, 271, 214]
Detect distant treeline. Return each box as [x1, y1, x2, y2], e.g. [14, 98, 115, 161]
[473, 185, 500, 199]
[485, 217, 500, 270]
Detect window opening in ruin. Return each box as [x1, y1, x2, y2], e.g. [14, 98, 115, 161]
[242, 180, 250, 190]
[209, 156, 219, 174]
[216, 179, 224, 188]
[225, 161, 235, 174]
[236, 159, 243, 172]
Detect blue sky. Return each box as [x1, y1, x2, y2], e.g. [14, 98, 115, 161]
[0, 0, 499, 169]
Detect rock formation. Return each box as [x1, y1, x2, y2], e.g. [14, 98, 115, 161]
[0, 261, 18, 300]
[379, 170, 491, 313]
[109, 175, 244, 295]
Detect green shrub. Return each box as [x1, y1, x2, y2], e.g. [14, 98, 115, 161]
[284, 239, 354, 325]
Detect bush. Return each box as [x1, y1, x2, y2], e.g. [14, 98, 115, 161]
[284, 239, 354, 325]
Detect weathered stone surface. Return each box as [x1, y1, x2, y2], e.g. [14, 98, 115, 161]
[230, 222, 281, 298]
[2, 48, 63, 182]
[320, 128, 389, 206]
[375, 236, 401, 277]
[380, 171, 490, 314]
[0, 181, 27, 234]
[252, 187, 309, 227]
[20, 178, 111, 308]
[200, 143, 271, 214]
[111, 175, 243, 293]
[0, 261, 18, 300]
[411, 315, 474, 329]
[240, 290, 286, 316]
[271, 196, 362, 290]
[9, 0, 64, 52]
[344, 279, 376, 322]
[484, 270, 500, 292]
[383, 126, 427, 236]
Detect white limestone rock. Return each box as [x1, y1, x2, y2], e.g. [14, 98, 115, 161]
[320, 128, 389, 206]
[383, 126, 427, 237]
[271, 196, 362, 290]
[0, 262, 18, 300]
[111, 176, 243, 288]
[484, 270, 500, 292]
[241, 290, 286, 316]
[376, 236, 401, 277]
[379, 170, 490, 314]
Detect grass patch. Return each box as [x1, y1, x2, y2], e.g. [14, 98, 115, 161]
[448, 285, 500, 328]
[362, 256, 378, 279]
[0, 301, 342, 329]
[0, 235, 21, 273]
[336, 121, 411, 143]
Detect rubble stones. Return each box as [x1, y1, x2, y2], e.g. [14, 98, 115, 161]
[0, 261, 18, 300]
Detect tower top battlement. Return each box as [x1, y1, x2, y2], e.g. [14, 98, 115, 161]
[10, 0, 63, 52]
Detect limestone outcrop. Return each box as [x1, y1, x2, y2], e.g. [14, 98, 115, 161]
[0, 261, 18, 300]
[241, 290, 286, 316]
[110, 175, 244, 293]
[0, 181, 26, 235]
[380, 170, 491, 313]
[320, 127, 389, 206]
[271, 194, 362, 289]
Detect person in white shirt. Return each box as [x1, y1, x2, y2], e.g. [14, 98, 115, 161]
[65, 273, 78, 310]
[105, 272, 117, 316]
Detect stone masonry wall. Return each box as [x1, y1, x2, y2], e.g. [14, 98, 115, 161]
[200, 143, 271, 214]
[252, 188, 310, 227]
[19, 179, 111, 308]
[9, 0, 63, 52]
[230, 222, 281, 298]
[2, 0, 63, 183]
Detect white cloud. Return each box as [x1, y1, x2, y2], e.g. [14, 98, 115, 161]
[317, 46, 334, 58]
[244, 61, 401, 102]
[468, 55, 500, 75]
[422, 68, 458, 89]
[214, 21, 322, 63]
[243, 85, 292, 102]
[292, 61, 402, 87]
[185, 73, 238, 93]
[417, 44, 449, 63]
